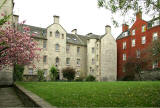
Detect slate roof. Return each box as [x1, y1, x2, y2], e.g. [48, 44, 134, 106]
[86, 33, 101, 39]
[116, 30, 130, 40]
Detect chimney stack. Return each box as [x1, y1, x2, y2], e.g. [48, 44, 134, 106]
[105, 25, 111, 34]
[54, 15, 59, 24]
[136, 11, 142, 20]
[71, 29, 77, 34]
[122, 24, 129, 32]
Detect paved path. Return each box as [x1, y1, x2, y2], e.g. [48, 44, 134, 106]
[0, 87, 24, 107]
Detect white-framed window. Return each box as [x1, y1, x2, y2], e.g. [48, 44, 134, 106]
[29, 68, 33, 75]
[142, 25, 146, 32]
[153, 32, 158, 41]
[152, 20, 159, 27]
[66, 45, 70, 53]
[49, 31, 52, 37]
[132, 29, 135, 36]
[92, 58, 95, 65]
[43, 40, 47, 49]
[55, 44, 60, 51]
[123, 53, 126, 61]
[132, 39, 136, 47]
[43, 69, 47, 77]
[136, 50, 141, 58]
[92, 47, 95, 53]
[66, 58, 70, 65]
[122, 66, 126, 73]
[141, 36, 146, 44]
[152, 60, 158, 69]
[55, 30, 60, 38]
[56, 57, 59, 65]
[123, 42, 126, 49]
[77, 47, 80, 54]
[43, 55, 47, 63]
[77, 59, 80, 66]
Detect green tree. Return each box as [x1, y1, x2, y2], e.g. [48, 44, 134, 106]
[13, 64, 24, 81]
[50, 66, 58, 81]
[37, 69, 45, 81]
[62, 67, 75, 81]
[150, 39, 160, 61]
[98, 0, 160, 27]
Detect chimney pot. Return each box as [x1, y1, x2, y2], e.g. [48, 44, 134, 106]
[105, 25, 111, 34]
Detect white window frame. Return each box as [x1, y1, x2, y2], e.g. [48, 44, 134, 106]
[43, 69, 47, 77]
[153, 32, 158, 41]
[132, 39, 136, 47]
[141, 36, 146, 44]
[123, 53, 126, 61]
[66, 58, 70, 65]
[43, 40, 47, 49]
[132, 29, 135, 36]
[136, 50, 141, 58]
[43, 55, 47, 63]
[55, 30, 60, 38]
[123, 42, 126, 50]
[152, 60, 158, 69]
[142, 25, 146, 32]
[29, 68, 33, 75]
[55, 44, 60, 51]
[77, 47, 80, 54]
[77, 59, 80, 66]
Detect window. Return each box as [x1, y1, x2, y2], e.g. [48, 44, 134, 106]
[142, 25, 146, 32]
[77, 47, 80, 54]
[56, 57, 59, 64]
[50, 31, 52, 37]
[62, 34, 64, 39]
[132, 39, 136, 47]
[29, 68, 33, 75]
[55, 30, 60, 38]
[43, 55, 47, 63]
[92, 58, 95, 65]
[43, 40, 47, 48]
[55, 44, 59, 51]
[153, 32, 158, 41]
[77, 59, 80, 66]
[66, 58, 70, 65]
[44, 69, 47, 77]
[66, 45, 70, 53]
[152, 60, 158, 69]
[122, 67, 126, 73]
[136, 50, 141, 58]
[90, 67, 92, 73]
[92, 47, 95, 53]
[132, 29, 135, 35]
[123, 53, 126, 61]
[123, 42, 126, 49]
[141, 36, 146, 44]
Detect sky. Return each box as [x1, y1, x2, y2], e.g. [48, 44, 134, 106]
[13, 0, 152, 39]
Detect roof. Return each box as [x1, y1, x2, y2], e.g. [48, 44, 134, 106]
[66, 33, 87, 46]
[86, 33, 101, 39]
[116, 30, 130, 40]
[17, 24, 47, 40]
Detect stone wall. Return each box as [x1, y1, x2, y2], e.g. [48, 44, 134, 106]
[140, 71, 160, 81]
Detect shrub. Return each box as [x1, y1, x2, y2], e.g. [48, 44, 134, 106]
[75, 77, 84, 82]
[13, 64, 24, 81]
[37, 69, 45, 81]
[85, 75, 96, 81]
[50, 66, 58, 81]
[62, 67, 76, 81]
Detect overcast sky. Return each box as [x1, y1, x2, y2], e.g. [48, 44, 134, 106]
[13, 0, 152, 39]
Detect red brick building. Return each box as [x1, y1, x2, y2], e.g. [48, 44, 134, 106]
[116, 12, 160, 79]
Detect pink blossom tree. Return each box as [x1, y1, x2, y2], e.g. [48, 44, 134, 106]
[0, 23, 41, 69]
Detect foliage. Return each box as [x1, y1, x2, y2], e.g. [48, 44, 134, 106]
[0, 23, 41, 69]
[98, 0, 160, 27]
[37, 69, 45, 81]
[13, 64, 24, 81]
[124, 49, 150, 80]
[62, 67, 76, 81]
[85, 75, 96, 81]
[17, 82, 160, 107]
[50, 66, 58, 81]
[75, 77, 84, 82]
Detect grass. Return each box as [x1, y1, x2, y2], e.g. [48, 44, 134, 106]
[16, 81, 160, 107]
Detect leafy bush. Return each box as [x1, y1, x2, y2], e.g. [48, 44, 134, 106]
[37, 69, 45, 81]
[75, 77, 84, 82]
[50, 66, 58, 81]
[13, 64, 24, 81]
[62, 67, 76, 81]
[85, 75, 96, 81]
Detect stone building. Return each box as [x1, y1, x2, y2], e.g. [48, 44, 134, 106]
[20, 16, 117, 81]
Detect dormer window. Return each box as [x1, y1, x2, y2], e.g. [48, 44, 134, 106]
[55, 30, 60, 38]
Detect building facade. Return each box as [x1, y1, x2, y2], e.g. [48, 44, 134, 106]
[116, 12, 160, 79]
[19, 16, 117, 81]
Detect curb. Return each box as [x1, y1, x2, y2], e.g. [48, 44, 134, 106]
[14, 83, 56, 108]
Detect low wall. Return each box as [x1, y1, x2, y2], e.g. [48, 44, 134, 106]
[140, 70, 160, 81]
[14, 84, 55, 108]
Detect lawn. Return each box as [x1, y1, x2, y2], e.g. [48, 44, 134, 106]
[16, 81, 160, 107]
